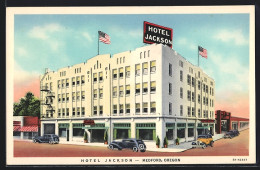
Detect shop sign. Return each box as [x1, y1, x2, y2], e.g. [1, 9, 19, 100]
[83, 119, 95, 125]
[200, 119, 215, 123]
[143, 21, 173, 48]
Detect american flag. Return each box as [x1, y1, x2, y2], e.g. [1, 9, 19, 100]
[198, 46, 207, 59]
[98, 31, 111, 44]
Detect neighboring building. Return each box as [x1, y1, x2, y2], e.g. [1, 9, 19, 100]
[13, 116, 40, 139]
[215, 110, 249, 134]
[40, 44, 215, 146]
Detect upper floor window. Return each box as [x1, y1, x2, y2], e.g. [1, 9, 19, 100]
[66, 93, 69, 102]
[136, 103, 140, 114]
[169, 63, 172, 76]
[113, 69, 117, 79]
[169, 83, 172, 95]
[119, 86, 124, 97]
[135, 64, 140, 76]
[126, 104, 130, 114]
[180, 105, 183, 116]
[99, 88, 103, 98]
[113, 86, 117, 97]
[76, 91, 80, 101]
[93, 106, 97, 115]
[66, 78, 69, 87]
[150, 81, 156, 93]
[187, 75, 191, 85]
[143, 82, 148, 94]
[62, 93, 65, 102]
[99, 106, 103, 116]
[187, 106, 191, 117]
[125, 66, 130, 77]
[180, 70, 183, 82]
[187, 90, 191, 101]
[179, 60, 183, 67]
[180, 87, 183, 99]
[150, 61, 156, 73]
[76, 76, 80, 85]
[143, 102, 148, 113]
[119, 104, 124, 114]
[192, 107, 195, 117]
[150, 102, 156, 113]
[198, 81, 201, 90]
[192, 92, 195, 102]
[62, 79, 65, 88]
[72, 92, 76, 101]
[81, 91, 85, 100]
[119, 67, 124, 78]
[93, 73, 97, 82]
[99, 72, 103, 82]
[135, 83, 140, 95]
[113, 105, 117, 115]
[72, 77, 75, 86]
[58, 80, 61, 88]
[192, 77, 195, 87]
[143, 62, 148, 74]
[93, 89, 97, 99]
[169, 102, 172, 115]
[81, 75, 85, 84]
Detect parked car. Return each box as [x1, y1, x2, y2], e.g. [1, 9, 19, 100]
[33, 134, 59, 144]
[192, 134, 214, 149]
[108, 138, 146, 152]
[224, 130, 239, 139]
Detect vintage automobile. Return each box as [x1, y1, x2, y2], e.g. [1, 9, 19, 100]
[33, 134, 60, 144]
[191, 134, 214, 149]
[108, 138, 146, 152]
[224, 130, 239, 139]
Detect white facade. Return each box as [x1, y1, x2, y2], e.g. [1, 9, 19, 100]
[40, 44, 215, 146]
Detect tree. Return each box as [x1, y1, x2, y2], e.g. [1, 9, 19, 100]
[13, 92, 40, 118]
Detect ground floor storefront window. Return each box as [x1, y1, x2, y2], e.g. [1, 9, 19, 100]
[59, 123, 69, 137]
[44, 124, 55, 134]
[136, 123, 156, 140]
[83, 123, 108, 143]
[177, 123, 185, 138]
[166, 123, 174, 140]
[188, 123, 194, 137]
[113, 123, 131, 139]
[73, 123, 84, 137]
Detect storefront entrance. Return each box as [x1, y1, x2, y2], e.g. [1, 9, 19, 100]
[44, 124, 55, 134]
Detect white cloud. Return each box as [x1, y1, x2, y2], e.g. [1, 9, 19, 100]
[82, 32, 93, 42]
[213, 29, 248, 46]
[176, 38, 197, 51]
[17, 47, 28, 57]
[28, 23, 64, 40]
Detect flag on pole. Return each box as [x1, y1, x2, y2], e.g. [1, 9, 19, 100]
[198, 46, 207, 58]
[98, 31, 111, 44]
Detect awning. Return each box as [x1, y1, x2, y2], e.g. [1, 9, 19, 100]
[13, 126, 21, 131]
[20, 126, 38, 132]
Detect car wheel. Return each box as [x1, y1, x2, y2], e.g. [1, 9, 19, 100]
[139, 144, 145, 150]
[33, 139, 37, 143]
[202, 143, 206, 149]
[210, 141, 214, 147]
[54, 138, 59, 144]
[109, 145, 114, 150]
[49, 140, 53, 144]
[132, 147, 138, 152]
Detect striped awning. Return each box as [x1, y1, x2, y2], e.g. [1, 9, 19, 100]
[20, 126, 38, 132]
[13, 126, 21, 131]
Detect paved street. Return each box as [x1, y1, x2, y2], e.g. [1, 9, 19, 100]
[14, 129, 249, 157]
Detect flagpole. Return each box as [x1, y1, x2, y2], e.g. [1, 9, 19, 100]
[98, 31, 99, 55]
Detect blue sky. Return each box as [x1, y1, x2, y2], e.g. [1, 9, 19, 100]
[14, 13, 250, 117]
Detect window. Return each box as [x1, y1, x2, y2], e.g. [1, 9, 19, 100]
[198, 71, 201, 78]
[66, 93, 69, 102]
[143, 102, 148, 113]
[203, 110, 206, 118]
[93, 106, 97, 115]
[136, 103, 140, 114]
[179, 60, 183, 67]
[93, 73, 97, 82]
[93, 89, 97, 99]
[99, 106, 103, 115]
[72, 77, 75, 86]
[198, 81, 201, 90]
[76, 76, 80, 85]
[135, 83, 140, 95]
[72, 108, 75, 116]
[50, 82, 53, 91]
[206, 97, 208, 106]
[99, 88, 103, 98]
[212, 100, 214, 107]
[125, 66, 130, 77]
[99, 72, 103, 82]
[62, 79, 65, 88]
[58, 80, 61, 88]
[180, 87, 183, 98]
[198, 94, 201, 104]
[113, 69, 117, 79]
[58, 109, 61, 117]
[66, 108, 69, 116]
[187, 90, 191, 101]
[119, 104, 124, 114]
[169, 102, 172, 115]
[119, 86, 124, 97]
[113, 86, 117, 97]
[135, 64, 140, 76]
[72, 92, 75, 101]
[125, 85, 130, 95]
[143, 62, 148, 74]
[210, 87, 212, 95]
[81, 91, 85, 100]
[180, 70, 183, 81]
[58, 94, 61, 102]
[81, 107, 85, 116]
[150, 102, 156, 113]
[62, 108, 65, 116]
[206, 85, 208, 93]
[169, 83, 172, 95]
[192, 92, 195, 102]
[192, 107, 195, 117]
[76, 92, 80, 101]
[77, 107, 80, 116]
[66, 78, 69, 87]
[143, 82, 148, 94]
[198, 109, 201, 118]
[119, 67, 124, 78]
[212, 88, 214, 96]
[62, 93, 65, 102]
[180, 105, 183, 116]
[192, 77, 195, 87]
[81, 75, 85, 84]
[150, 81, 156, 93]
[169, 63, 172, 76]
[187, 75, 191, 85]
[203, 84, 205, 92]
[113, 105, 117, 114]
[187, 106, 191, 116]
[203, 97, 205, 105]
[126, 104, 130, 114]
[150, 61, 156, 73]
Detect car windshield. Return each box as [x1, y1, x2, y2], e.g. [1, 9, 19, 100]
[136, 140, 144, 144]
[198, 135, 206, 138]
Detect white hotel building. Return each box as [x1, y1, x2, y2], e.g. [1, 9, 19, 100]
[40, 44, 215, 146]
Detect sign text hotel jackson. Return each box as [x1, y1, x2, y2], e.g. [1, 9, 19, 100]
[143, 21, 173, 48]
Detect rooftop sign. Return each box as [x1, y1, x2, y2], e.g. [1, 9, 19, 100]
[143, 21, 173, 48]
